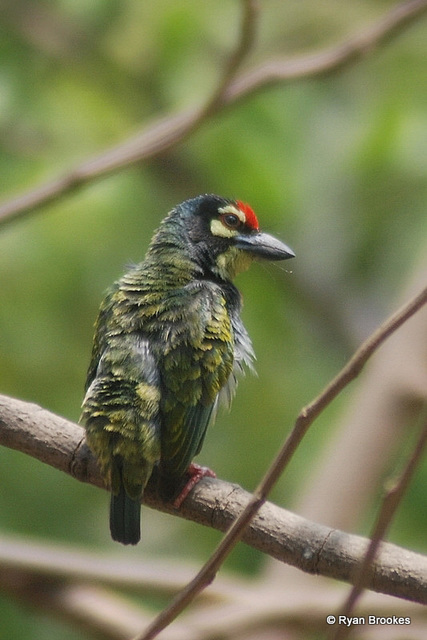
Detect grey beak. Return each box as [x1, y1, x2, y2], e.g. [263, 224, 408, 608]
[235, 232, 295, 261]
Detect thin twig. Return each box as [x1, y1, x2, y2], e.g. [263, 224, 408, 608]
[131, 289, 427, 640]
[1, 0, 427, 226]
[331, 413, 427, 640]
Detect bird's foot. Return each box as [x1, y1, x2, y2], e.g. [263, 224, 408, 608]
[172, 463, 216, 508]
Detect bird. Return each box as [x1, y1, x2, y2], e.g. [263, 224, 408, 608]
[80, 194, 295, 545]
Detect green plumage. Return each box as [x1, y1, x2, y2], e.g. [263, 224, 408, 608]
[80, 195, 294, 544]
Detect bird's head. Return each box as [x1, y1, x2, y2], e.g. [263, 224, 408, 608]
[150, 194, 295, 282]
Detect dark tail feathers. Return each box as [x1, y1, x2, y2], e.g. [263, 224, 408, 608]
[110, 483, 141, 545]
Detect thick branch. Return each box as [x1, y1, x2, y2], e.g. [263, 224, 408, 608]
[0, 393, 426, 605]
[1, 0, 426, 225]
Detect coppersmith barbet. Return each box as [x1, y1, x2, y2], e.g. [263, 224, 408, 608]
[81, 194, 294, 544]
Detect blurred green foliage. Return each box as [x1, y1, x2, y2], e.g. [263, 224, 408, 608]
[1, 1, 426, 637]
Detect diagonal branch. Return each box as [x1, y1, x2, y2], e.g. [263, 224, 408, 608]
[131, 287, 427, 639]
[1, 0, 427, 226]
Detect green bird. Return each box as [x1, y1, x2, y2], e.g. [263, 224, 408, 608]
[80, 194, 294, 545]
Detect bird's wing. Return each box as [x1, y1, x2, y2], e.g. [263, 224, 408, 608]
[158, 282, 235, 482]
[81, 335, 162, 498]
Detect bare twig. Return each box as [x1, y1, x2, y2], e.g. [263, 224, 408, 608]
[289, 260, 427, 535]
[331, 413, 427, 640]
[129, 287, 427, 639]
[1, 0, 427, 226]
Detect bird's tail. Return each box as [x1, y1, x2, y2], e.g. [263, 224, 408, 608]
[110, 483, 141, 545]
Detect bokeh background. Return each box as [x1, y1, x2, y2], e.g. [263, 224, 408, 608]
[1, 1, 426, 638]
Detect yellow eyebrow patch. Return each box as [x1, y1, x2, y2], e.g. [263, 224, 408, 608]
[210, 218, 238, 238]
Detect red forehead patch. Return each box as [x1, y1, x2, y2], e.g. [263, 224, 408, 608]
[236, 200, 259, 231]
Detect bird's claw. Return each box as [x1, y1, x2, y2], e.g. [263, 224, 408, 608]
[172, 463, 216, 508]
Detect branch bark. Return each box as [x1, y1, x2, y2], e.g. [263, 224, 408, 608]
[1, 0, 426, 226]
[1, 393, 426, 606]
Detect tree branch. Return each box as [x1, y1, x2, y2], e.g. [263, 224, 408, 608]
[0, 394, 426, 610]
[1, 0, 426, 226]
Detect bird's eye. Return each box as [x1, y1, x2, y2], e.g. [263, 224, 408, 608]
[220, 213, 241, 230]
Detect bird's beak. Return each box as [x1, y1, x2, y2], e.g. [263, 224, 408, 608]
[235, 232, 295, 261]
